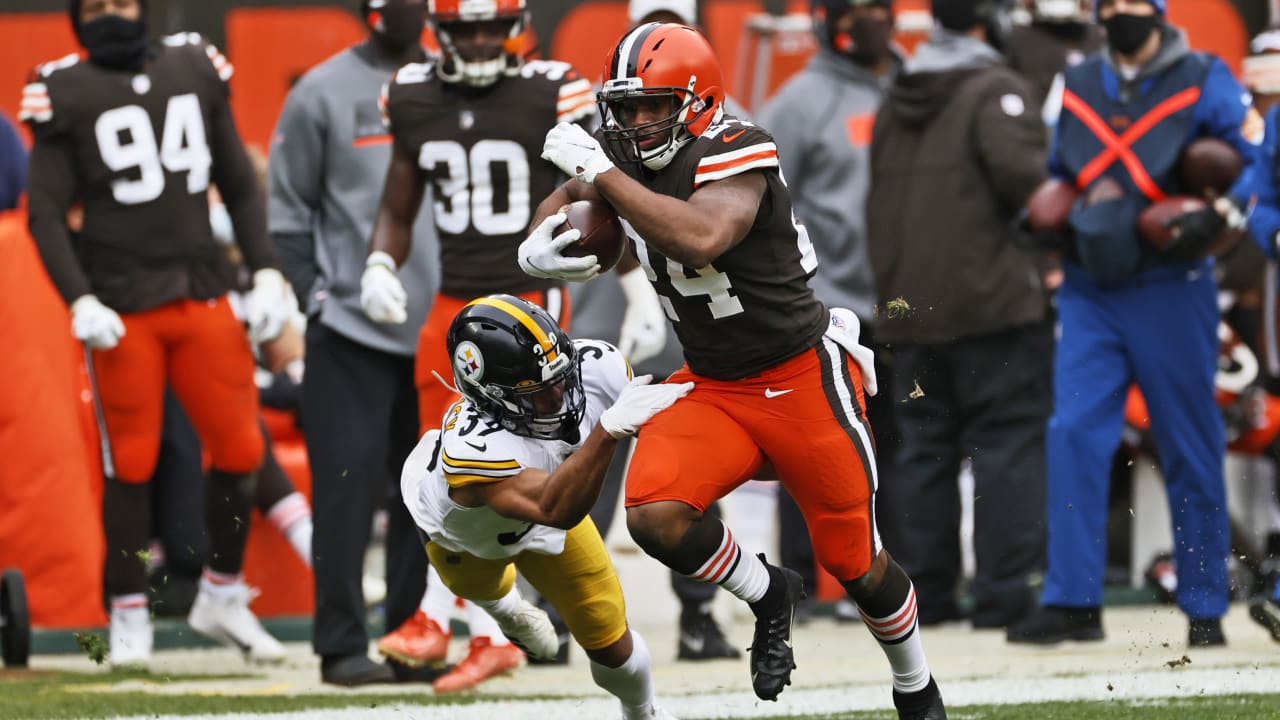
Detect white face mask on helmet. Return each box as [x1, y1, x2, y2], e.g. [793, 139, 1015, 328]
[429, 0, 527, 87]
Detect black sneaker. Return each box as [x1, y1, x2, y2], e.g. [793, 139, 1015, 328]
[1188, 617, 1226, 647]
[1249, 595, 1280, 642]
[747, 559, 805, 701]
[1006, 606, 1103, 645]
[893, 677, 947, 720]
[320, 654, 397, 687]
[677, 609, 742, 661]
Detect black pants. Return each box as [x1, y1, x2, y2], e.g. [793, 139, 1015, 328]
[303, 323, 428, 658]
[590, 435, 716, 609]
[885, 322, 1053, 626]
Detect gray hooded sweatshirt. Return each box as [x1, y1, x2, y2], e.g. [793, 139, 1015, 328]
[759, 47, 896, 324]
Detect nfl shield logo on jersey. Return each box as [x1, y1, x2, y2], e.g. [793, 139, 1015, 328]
[131, 74, 151, 95]
[459, 110, 474, 130]
[455, 341, 484, 382]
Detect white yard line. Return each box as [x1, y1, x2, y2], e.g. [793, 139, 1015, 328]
[111, 663, 1279, 720]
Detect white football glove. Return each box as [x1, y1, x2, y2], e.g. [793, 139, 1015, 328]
[518, 212, 601, 282]
[542, 122, 616, 185]
[361, 251, 408, 324]
[246, 268, 296, 344]
[824, 307, 878, 396]
[600, 375, 694, 439]
[70, 294, 125, 350]
[617, 266, 666, 364]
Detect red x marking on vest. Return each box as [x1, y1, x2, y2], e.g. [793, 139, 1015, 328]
[1061, 86, 1201, 202]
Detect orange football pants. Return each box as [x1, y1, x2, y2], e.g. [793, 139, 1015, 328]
[626, 337, 881, 582]
[415, 287, 572, 433]
[91, 297, 263, 483]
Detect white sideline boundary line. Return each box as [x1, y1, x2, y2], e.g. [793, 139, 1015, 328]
[114, 664, 1280, 720]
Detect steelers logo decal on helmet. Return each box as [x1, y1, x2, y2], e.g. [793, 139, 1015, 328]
[454, 340, 485, 384]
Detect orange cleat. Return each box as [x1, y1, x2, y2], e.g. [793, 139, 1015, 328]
[431, 637, 525, 692]
[376, 610, 451, 667]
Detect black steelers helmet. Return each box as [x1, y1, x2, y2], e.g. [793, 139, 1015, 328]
[447, 294, 585, 442]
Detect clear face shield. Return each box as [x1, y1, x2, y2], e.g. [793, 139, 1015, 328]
[598, 79, 700, 170]
[434, 15, 521, 86]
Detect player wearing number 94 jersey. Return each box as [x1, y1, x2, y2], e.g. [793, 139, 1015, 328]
[522, 22, 947, 718]
[366, 0, 597, 435]
[22, 0, 294, 669]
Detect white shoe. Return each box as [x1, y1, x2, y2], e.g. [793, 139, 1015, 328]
[188, 580, 286, 664]
[495, 599, 560, 660]
[109, 605, 153, 669]
[626, 705, 677, 720]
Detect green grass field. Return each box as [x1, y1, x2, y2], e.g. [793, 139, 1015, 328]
[2, 670, 1279, 720]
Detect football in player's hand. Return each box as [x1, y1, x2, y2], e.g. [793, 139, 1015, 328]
[1025, 179, 1079, 232]
[557, 200, 627, 273]
[1137, 195, 1209, 250]
[1180, 137, 1242, 197]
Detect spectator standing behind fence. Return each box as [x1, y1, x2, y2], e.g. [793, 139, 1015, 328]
[866, 0, 1052, 629]
[1006, 0, 1265, 648]
[759, 0, 902, 614]
[268, 0, 439, 686]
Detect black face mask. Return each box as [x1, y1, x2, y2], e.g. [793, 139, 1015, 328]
[372, 3, 426, 53]
[847, 17, 893, 66]
[1103, 13, 1160, 55]
[79, 14, 148, 70]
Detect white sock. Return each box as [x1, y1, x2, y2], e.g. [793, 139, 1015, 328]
[861, 583, 931, 693]
[687, 524, 769, 603]
[111, 593, 148, 613]
[199, 569, 244, 601]
[465, 600, 509, 645]
[265, 492, 312, 568]
[421, 564, 458, 627]
[472, 583, 524, 619]
[589, 630, 656, 720]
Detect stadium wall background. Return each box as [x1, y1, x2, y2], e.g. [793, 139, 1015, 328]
[0, 0, 1268, 152]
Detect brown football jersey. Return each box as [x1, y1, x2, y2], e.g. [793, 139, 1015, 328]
[612, 115, 828, 380]
[22, 34, 261, 312]
[383, 59, 595, 297]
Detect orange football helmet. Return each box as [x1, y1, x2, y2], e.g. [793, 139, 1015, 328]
[428, 0, 527, 86]
[598, 22, 724, 171]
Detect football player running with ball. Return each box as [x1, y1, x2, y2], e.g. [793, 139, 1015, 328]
[400, 294, 686, 720]
[517, 23, 946, 719]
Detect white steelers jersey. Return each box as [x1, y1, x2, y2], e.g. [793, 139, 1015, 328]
[401, 339, 632, 560]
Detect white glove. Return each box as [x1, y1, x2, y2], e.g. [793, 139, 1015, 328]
[599, 375, 694, 439]
[824, 307, 878, 396]
[617, 266, 666, 364]
[70, 294, 125, 350]
[246, 268, 295, 344]
[542, 122, 616, 185]
[518, 212, 601, 282]
[361, 251, 408, 324]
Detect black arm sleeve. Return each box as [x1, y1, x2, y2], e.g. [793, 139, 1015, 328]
[272, 231, 319, 303]
[26, 134, 91, 304]
[208, 94, 277, 273]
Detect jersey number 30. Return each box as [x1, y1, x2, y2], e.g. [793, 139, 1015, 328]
[419, 139, 529, 236]
[94, 93, 212, 205]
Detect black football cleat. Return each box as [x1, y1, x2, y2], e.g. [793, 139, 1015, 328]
[1006, 606, 1104, 645]
[747, 560, 805, 701]
[893, 677, 947, 720]
[677, 608, 742, 661]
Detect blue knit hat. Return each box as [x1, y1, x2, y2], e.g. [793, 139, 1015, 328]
[1096, 0, 1165, 19]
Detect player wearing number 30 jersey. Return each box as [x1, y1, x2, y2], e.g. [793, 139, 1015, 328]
[366, 0, 596, 434]
[22, 0, 294, 669]
[522, 23, 947, 719]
